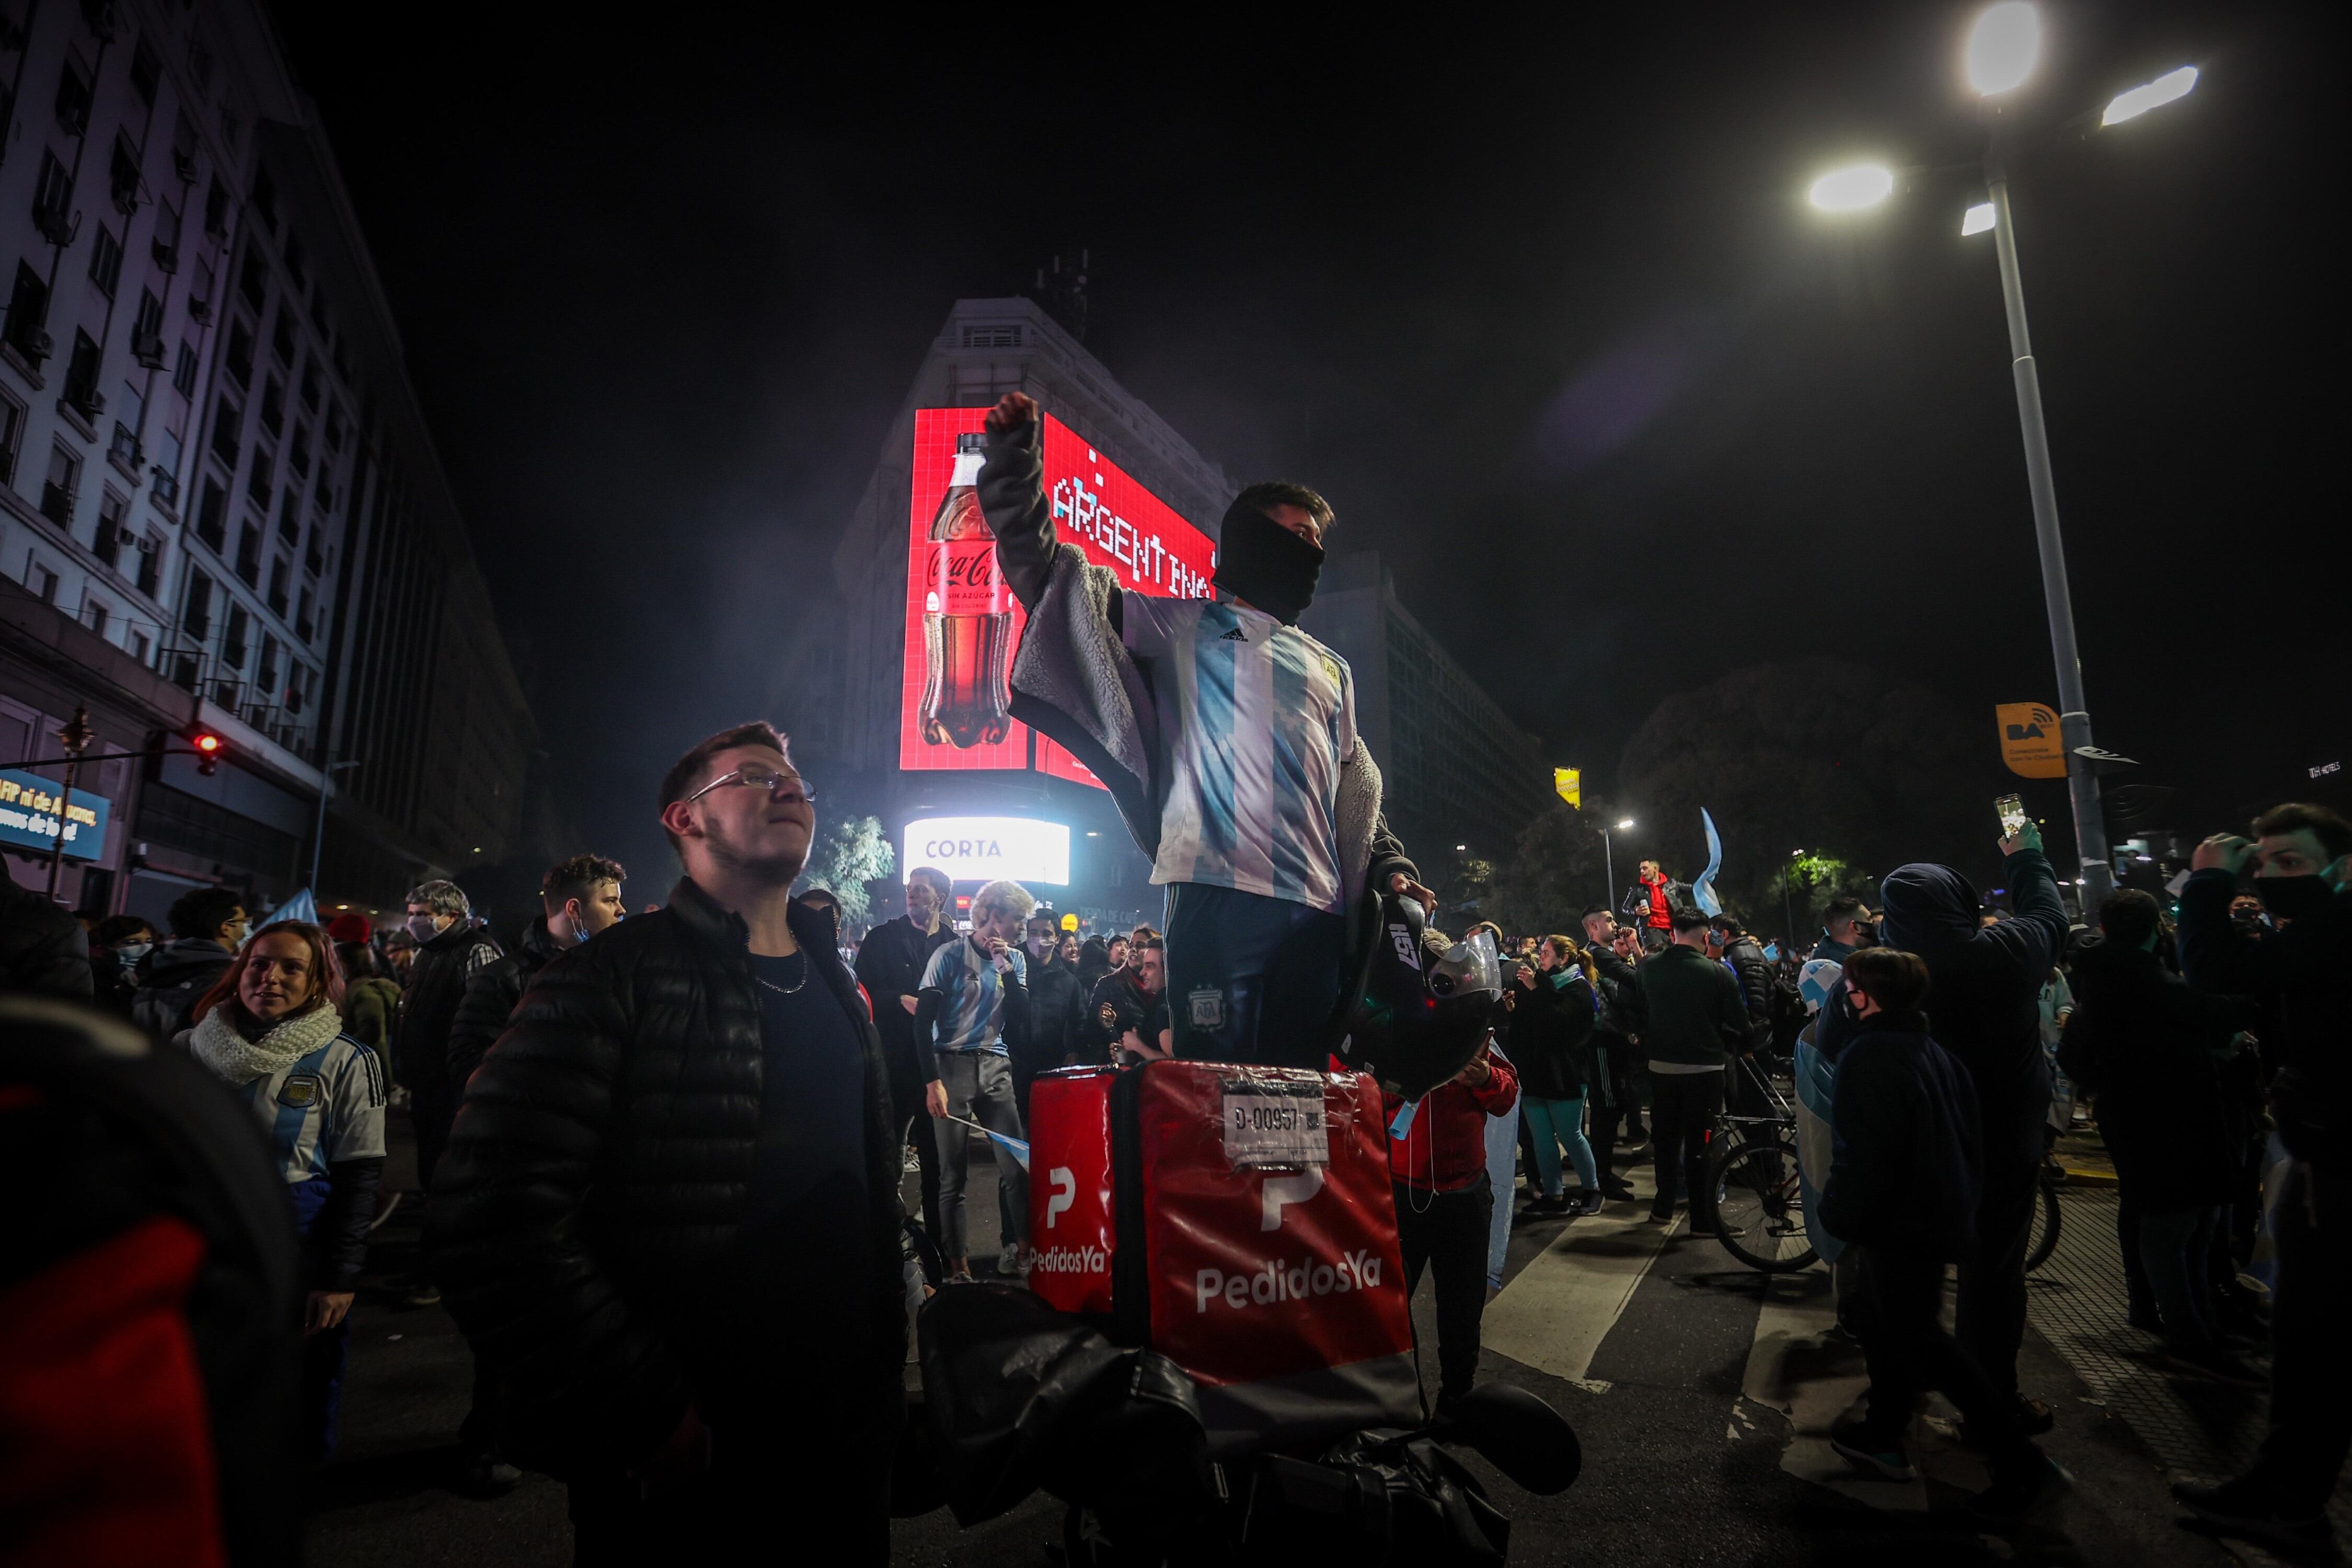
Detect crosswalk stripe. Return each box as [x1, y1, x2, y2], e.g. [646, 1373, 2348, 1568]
[1482, 1164, 1680, 1388]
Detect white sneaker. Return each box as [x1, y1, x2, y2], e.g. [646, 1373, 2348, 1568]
[998, 1241, 1023, 1276]
[902, 1147, 921, 1174]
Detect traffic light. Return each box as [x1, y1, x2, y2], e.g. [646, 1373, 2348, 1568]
[193, 731, 224, 776]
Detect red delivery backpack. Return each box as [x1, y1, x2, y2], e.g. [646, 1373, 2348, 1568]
[1028, 1059, 1419, 1454]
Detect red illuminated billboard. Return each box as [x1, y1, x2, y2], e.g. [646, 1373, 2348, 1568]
[899, 407, 1218, 784]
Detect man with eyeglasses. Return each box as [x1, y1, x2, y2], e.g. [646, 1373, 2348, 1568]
[432, 721, 904, 1563]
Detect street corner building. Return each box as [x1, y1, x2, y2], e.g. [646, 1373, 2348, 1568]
[0, 0, 536, 923]
[792, 295, 1555, 930]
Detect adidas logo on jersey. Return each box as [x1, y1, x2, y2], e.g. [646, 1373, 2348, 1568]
[1219, 627, 1249, 641]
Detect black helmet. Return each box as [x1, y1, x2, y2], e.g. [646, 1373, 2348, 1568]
[1339, 893, 1504, 1100]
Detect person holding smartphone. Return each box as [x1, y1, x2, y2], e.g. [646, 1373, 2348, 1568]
[915, 879, 1035, 1281]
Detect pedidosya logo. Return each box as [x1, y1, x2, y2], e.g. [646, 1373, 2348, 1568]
[1030, 1244, 1111, 1276]
[1194, 1250, 1383, 1313]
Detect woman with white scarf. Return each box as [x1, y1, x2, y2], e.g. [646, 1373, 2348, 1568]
[181, 918, 388, 1462]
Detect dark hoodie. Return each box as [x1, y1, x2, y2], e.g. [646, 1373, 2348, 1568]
[2057, 933, 2255, 1210]
[1819, 1008, 1982, 1258]
[1877, 849, 2066, 1177]
[130, 937, 235, 1041]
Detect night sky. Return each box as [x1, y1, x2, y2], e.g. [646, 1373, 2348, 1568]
[271, 4, 2342, 890]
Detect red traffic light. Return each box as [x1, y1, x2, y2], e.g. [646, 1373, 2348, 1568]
[193, 733, 222, 753]
[192, 732, 223, 775]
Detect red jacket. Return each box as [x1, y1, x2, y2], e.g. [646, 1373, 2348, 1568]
[1382, 1056, 1518, 1193]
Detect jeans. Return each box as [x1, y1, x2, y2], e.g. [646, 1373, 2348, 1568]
[1395, 1179, 1493, 1400]
[1648, 1069, 1722, 1221]
[2138, 1204, 2223, 1352]
[931, 1051, 1028, 1263]
[1852, 1245, 2033, 1472]
[2256, 1160, 2352, 1513]
[1164, 882, 1349, 1068]
[1522, 1094, 1598, 1197]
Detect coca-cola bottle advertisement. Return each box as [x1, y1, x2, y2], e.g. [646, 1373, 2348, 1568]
[918, 431, 1013, 748]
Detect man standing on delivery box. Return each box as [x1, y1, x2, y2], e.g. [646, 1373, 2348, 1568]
[978, 391, 1433, 1067]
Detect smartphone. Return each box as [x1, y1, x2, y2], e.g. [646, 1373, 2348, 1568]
[1996, 793, 2029, 837]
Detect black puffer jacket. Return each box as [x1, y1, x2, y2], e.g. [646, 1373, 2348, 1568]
[1718, 932, 1774, 1052]
[1508, 963, 1598, 1101]
[444, 917, 562, 1089]
[394, 918, 501, 1094]
[1589, 942, 1645, 1042]
[1, 871, 93, 1001]
[1022, 951, 1087, 1074]
[428, 881, 903, 1478]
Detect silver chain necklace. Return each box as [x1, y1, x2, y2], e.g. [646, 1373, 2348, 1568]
[752, 950, 809, 996]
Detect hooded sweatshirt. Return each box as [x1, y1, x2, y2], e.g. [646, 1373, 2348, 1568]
[1818, 1008, 1981, 1258]
[1876, 849, 2067, 1180]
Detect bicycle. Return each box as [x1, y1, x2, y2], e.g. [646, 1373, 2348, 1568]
[1706, 1054, 1818, 1274]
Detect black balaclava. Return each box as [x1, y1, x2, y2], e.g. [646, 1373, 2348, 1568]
[1212, 500, 1324, 626]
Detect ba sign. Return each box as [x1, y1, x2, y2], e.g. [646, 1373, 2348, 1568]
[1996, 702, 2067, 780]
[901, 816, 1071, 885]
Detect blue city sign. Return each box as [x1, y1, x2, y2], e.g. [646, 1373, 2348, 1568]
[0, 768, 111, 861]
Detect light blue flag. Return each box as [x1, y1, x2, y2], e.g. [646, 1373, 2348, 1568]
[947, 1114, 1029, 1172]
[258, 887, 318, 932]
[1691, 808, 1725, 918]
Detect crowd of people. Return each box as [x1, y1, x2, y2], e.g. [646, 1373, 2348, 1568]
[2, 397, 2345, 1564]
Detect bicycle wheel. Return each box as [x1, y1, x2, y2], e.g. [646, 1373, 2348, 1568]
[2025, 1176, 2061, 1273]
[1709, 1132, 1818, 1273]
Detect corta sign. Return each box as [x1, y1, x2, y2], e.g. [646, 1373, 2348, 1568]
[900, 815, 1070, 885]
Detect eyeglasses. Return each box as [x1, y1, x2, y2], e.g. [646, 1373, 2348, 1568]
[686, 765, 816, 805]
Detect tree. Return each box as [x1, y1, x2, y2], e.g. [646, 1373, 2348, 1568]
[1615, 660, 1999, 944]
[798, 814, 895, 928]
[1485, 798, 1622, 941]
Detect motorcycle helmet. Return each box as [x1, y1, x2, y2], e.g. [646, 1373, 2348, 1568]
[1340, 893, 1505, 1100]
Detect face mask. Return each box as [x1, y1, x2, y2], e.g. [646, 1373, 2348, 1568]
[407, 913, 442, 942]
[2254, 874, 2337, 923]
[118, 940, 152, 964]
[1210, 502, 1324, 625]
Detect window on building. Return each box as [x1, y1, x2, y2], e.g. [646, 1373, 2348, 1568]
[203, 176, 228, 239]
[258, 633, 279, 697]
[88, 222, 123, 296]
[189, 256, 215, 322]
[260, 376, 284, 436]
[250, 166, 278, 231]
[309, 290, 330, 339]
[30, 561, 58, 604]
[296, 584, 315, 641]
[4, 263, 50, 363]
[136, 536, 161, 598]
[225, 319, 253, 386]
[170, 111, 198, 180]
[195, 478, 226, 549]
[40, 443, 79, 527]
[184, 570, 213, 639]
[223, 603, 248, 670]
[131, 289, 165, 360]
[31, 149, 73, 238]
[238, 245, 268, 312]
[288, 424, 310, 477]
[63, 330, 102, 414]
[314, 466, 333, 512]
[303, 521, 323, 576]
[246, 445, 272, 506]
[269, 306, 294, 366]
[282, 232, 307, 290]
[93, 490, 125, 564]
[174, 340, 200, 397]
[151, 198, 183, 272]
[129, 40, 162, 106]
[298, 361, 321, 413]
[235, 522, 260, 585]
[108, 135, 140, 214]
[278, 489, 300, 546]
[324, 406, 344, 451]
[209, 394, 240, 466]
[84, 595, 108, 636]
[155, 421, 183, 483]
[130, 625, 151, 662]
[0, 389, 23, 486]
[267, 557, 287, 616]
[109, 418, 137, 469]
[54, 57, 90, 136]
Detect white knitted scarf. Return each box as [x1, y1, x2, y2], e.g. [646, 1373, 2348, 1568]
[187, 1002, 345, 1086]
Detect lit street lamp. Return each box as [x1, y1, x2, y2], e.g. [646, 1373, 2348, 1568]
[1601, 818, 1634, 909]
[1805, 3, 2198, 907]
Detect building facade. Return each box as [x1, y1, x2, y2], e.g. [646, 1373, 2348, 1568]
[799, 296, 1549, 928]
[0, 0, 532, 924]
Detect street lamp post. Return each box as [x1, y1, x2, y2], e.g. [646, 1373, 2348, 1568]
[1804, 4, 2198, 908]
[1602, 818, 1633, 911]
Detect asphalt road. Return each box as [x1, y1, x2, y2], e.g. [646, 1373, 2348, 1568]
[309, 1117, 2292, 1567]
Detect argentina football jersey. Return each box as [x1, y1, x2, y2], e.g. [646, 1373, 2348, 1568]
[1123, 596, 1357, 915]
[232, 1032, 390, 1194]
[923, 938, 1027, 1055]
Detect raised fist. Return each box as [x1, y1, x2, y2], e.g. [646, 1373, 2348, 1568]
[985, 391, 1038, 436]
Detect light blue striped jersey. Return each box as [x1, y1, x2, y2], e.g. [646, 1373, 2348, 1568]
[921, 938, 1027, 1055]
[231, 1031, 389, 1185]
[1122, 596, 1357, 914]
